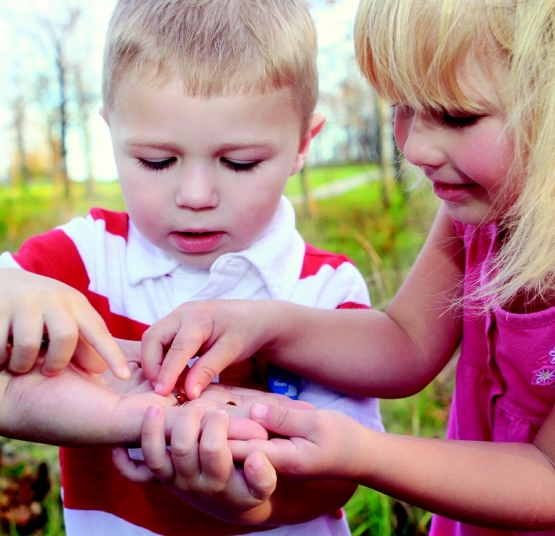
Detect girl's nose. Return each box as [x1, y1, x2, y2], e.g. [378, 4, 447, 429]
[175, 166, 219, 210]
[396, 113, 445, 170]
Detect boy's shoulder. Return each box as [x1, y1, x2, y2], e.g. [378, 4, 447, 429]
[87, 208, 130, 240]
[9, 208, 131, 286]
[300, 243, 355, 278]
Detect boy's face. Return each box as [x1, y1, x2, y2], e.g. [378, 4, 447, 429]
[102, 75, 318, 268]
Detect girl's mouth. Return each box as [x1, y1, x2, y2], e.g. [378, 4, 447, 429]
[432, 182, 479, 203]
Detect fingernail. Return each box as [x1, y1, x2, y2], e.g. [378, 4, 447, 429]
[251, 404, 268, 420]
[146, 406, 159, 419]
[214, 409, 226, 416]
[250, 453, 266, 472]
[154, 383, 163, 394]
[193, 384, 201, 398]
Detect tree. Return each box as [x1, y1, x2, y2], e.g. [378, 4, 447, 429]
[376, 97, 396, 208]
[10, 89, 29, 189]
[39, 7, 81, 198]
[73, 64, 96, 196]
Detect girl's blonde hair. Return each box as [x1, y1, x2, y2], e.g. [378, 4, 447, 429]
[355, 0, 555, 308]
[102, 0, 318, 134]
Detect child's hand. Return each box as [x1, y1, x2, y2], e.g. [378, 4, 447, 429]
[0, 268, 130, 379]
[113, 404, 278, 523]
[140, 300, 278, 397]
[229, 404, 368, 481]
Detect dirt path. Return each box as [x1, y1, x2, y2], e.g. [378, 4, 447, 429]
[287, 170, 381, 205]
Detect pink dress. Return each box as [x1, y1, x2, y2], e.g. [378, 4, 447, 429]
[430, 221, 555, 536]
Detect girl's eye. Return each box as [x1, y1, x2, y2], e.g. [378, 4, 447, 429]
[220, 158, 261, 173]
[439, 112, 483, 129]
[138, 157, 177, 171]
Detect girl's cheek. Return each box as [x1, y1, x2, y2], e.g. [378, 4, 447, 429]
[393, 119, 408, 153]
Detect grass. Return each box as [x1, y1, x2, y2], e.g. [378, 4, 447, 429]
[0, 166, 448, 535]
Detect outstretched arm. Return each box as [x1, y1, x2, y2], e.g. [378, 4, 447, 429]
[143, 205, 464, 400]
[230, 404, 555, 531]
[0, 339, 271, 446]
[0, 363, 172, 446]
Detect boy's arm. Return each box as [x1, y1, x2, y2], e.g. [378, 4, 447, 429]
[0, 341, 272, 446]
[0, 364, 172, 446]
[145, 205, 464, 399]
[232, 404, 555, 531]
[237, 478, 356, 527]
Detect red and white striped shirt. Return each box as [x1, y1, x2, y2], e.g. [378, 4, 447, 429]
[0, 197, 383, 536]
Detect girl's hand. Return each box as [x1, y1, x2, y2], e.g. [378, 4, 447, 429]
[113, 404, 278, 523]
[140, 299, 279, 397]
[0, 269, 130, 379]
[229, 404, 368, 481]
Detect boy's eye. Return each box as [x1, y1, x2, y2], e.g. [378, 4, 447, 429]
[138, 157, 177, 171]
[439, 111, 484, 129]
[220, 158, 261, 173]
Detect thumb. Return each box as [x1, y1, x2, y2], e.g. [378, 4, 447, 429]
[184, 347, 237, 399]
[250, 403, 315, 438]
[243, 452, 277, 501]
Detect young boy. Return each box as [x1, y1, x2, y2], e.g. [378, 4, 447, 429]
[0, 0, 383, 534]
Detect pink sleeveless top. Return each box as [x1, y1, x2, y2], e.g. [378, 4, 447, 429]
[430, 221, 555, 536]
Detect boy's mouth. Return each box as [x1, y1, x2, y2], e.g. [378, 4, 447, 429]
[171, 231, 225, 254]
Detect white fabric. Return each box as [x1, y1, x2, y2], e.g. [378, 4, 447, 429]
[63, 507, 353, 536]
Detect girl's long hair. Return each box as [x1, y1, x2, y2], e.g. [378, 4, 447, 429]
[355, 0, 555, 309]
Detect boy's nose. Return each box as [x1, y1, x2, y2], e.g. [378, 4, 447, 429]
[175, 166, 219, 210]
[399, 114, 446, 170]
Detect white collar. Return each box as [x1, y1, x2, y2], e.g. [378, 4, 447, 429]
[126, 196, 305, 300]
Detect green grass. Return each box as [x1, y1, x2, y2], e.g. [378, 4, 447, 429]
[0, 168, 447, 535]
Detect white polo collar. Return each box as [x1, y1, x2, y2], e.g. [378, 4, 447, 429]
[126, 196, 305, 300]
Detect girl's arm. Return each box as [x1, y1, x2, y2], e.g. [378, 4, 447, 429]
[231, 404, 555, 531]
[146, 205, 465, 399]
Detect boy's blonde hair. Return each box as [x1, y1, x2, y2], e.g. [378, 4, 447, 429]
[355, 0, 555, 308]
[102, 0, 318, 134]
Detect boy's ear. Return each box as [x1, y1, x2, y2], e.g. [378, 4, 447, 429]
[290, 113, 326, 176]
[99, 107, 109, 125]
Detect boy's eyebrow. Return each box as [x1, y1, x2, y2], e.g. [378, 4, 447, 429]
[125, 139, 277, 152]
[124, 139, 183, 152]
[216, 141, 276, 152]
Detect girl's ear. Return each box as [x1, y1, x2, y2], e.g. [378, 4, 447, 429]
[290, 113, 326, 176]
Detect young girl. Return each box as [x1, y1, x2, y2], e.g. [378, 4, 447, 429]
[140, 0, 555, 533]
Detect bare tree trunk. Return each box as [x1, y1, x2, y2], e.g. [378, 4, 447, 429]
[42, 9, 81, 199]
[376, 97, 396, 208]
[299, 163, 317, 218]
[55, 46, 70, 198]
[11, 93, 29, 189]
[73, 67, 95, 197]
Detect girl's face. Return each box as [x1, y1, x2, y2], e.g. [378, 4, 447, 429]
[393, 74, 513, 226]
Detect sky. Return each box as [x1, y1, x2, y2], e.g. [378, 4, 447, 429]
[0, 0, 362, 182]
